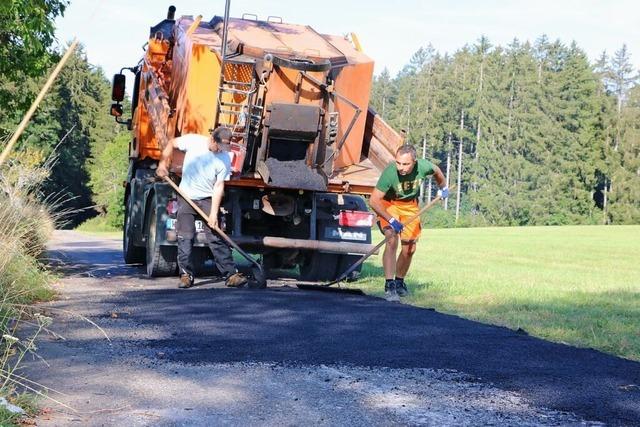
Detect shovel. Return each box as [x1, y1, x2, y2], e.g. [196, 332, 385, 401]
[297, 196, 442, 293]
[162, 176, 267, 288]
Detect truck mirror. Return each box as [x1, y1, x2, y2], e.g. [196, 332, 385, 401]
[110, 103, 123, 117]
[111, 73, 126, 102]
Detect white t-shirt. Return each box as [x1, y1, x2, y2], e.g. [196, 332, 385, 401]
[174, 134, 231, 200]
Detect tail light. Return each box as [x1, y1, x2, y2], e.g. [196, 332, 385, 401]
[166, 199, 178, 216]
[338, 210, 374, 227]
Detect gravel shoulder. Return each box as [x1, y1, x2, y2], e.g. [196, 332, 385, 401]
[23, 231, 640, 426]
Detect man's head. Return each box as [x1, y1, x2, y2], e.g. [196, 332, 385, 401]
[395, 144, 417, 175]
[209, 127, 232, 152]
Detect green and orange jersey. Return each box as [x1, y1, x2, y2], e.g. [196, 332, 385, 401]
[375, 159, 436, 202]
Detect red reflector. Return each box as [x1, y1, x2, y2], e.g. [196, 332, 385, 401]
[338, 210, 374, 227]
[166, 199, 178, 215]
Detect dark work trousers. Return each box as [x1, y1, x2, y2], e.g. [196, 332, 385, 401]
[176, 196, 236, 278]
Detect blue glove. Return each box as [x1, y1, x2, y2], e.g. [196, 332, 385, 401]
[388, 217, 404, 234]
[438, 186, 450, 199]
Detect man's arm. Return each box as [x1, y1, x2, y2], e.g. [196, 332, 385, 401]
[156, 139, 180, 178]
[428, 164, 449, 199]
[208, 179, 225, 230]
[432, 165, 446, 189]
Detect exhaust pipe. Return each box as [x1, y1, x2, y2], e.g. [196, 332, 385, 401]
[167, 5, 176, 20]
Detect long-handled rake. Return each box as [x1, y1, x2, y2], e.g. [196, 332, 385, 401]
[297, 196, 443, 294]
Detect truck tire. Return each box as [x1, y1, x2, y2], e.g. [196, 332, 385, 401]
[299, 252, 340, 281]
[123, 195, 144, 264]
[145, 196, 177, 277]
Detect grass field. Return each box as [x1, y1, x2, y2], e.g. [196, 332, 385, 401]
[355, 225, 640, 362]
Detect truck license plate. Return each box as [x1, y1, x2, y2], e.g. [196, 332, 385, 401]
[165, 219, 204, 232]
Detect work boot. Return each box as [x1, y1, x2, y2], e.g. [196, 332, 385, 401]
[384, 280, 400, 302]
[396, 280, 409, 297]
[179, 273, 194, 289]
[225, 272, 248, 288]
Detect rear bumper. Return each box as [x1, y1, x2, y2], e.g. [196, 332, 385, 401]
[165, 231, 377, 255]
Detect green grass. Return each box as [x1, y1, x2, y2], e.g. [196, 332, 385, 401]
[0, 195, 56, 304]
[355, 225, 640, 361]
[0, 153, 62, 424]
[75, 215, 121, 234]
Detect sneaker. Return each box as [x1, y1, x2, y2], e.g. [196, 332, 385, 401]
[179, 274, 194, 289]
[396, 280, 409, 297]
[225, 272, 248, 288]
[384, 280, 400, 302]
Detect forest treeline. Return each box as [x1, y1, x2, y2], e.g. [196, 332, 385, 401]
[1, 0, 638, 228]
[0, 0, 126, 228]
[370, 37, 640, 226]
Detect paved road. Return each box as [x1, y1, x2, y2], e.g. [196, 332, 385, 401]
[25, 231, 640, 426]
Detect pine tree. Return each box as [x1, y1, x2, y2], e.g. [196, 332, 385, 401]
[603, 45, 638, 223]
[89, 133, 129, 227]
[609, 83, 640, 223]
[370, 68, 396, 118]
[13, 45, 124, 227]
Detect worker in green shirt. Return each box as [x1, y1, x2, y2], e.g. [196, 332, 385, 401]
[370, 144, 448, 301]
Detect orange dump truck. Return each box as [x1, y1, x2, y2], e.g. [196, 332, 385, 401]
[110, 4, 403, 280]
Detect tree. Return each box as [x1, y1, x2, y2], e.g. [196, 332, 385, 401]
[89, 133, 129, 227]
[9, 45, 124, 227]
[370, 36, 637, 227]
[370, 68, 395, 118]
[608, 83, 640, 223]
[607, 45, 637, 127]
[0, 0, 69, 163]
[601, 45, 638, 222]
[0, 0, 68, 79]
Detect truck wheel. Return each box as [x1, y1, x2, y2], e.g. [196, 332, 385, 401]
[299, 252, 340, 281]
[145, 197, 177, 277]
[123, 195, 144, 264]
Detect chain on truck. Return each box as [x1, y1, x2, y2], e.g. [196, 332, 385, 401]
[109, 3, 404, 281]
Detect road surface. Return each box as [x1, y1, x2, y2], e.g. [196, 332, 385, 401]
[24, 231, 640, 426]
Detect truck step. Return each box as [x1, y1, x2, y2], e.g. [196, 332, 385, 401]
[223, 80, 252, 87]
[220, 101, 249, 108]
[219, 87, 252, 95]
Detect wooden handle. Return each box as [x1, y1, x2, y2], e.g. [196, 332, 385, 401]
[163, 176, 214, 226]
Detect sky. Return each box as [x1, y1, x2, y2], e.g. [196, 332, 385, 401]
[54, 0, 639, 92]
